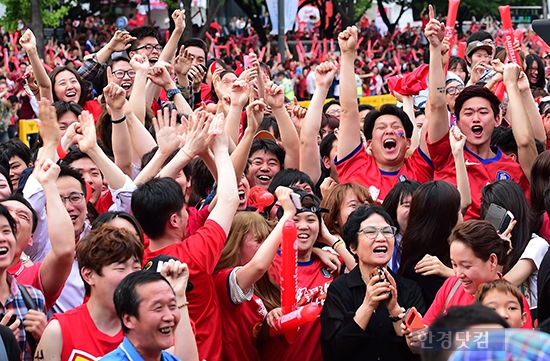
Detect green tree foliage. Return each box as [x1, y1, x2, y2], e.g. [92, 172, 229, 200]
[0, 0, 68, 30]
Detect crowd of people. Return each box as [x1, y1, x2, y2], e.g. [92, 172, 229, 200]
[0, 3, 550, 361]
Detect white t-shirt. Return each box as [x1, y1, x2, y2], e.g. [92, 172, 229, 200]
[519, 234, 549, 308]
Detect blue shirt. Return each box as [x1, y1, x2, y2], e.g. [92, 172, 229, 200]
[101, 337, 181, 361]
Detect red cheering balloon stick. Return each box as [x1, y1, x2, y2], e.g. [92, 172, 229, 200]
[499, 6, 521, 67]
[249, 186, 275, 207]
[280, 219, 298, 343]
[444, 0, 460, 74]
[269, 303, 322, 336]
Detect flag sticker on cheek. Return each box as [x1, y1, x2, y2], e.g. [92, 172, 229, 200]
[397, 131, 405, 138]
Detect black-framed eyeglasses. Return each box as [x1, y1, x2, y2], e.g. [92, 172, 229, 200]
[446, 85, 464, 96]
[357, 225, 397, 239]
[132, 44, 163, 53]
[111, 69, 136, 79]
[60, 192, 85, 205]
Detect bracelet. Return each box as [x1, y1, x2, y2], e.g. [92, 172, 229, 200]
[166, 88, 182, 101]
[332, 239, 344, 250]
[178, 301, 189, 309]
[112, 115, 126, 124]
[389, 315, 402, 322]
[181, 148, 193, 159]
[57, 138, 68, 160]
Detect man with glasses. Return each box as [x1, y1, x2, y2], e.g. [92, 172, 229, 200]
[128, 26, 163, 66]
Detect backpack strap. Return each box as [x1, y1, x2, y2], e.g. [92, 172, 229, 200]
[17, 284, 37, 357]
[443, 279, 461, 314]
[0, 334, 7, 361]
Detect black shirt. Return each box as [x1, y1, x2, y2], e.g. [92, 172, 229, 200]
[321, 267, 425, 361]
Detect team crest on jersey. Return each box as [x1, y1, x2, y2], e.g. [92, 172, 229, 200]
[398, 175, 407, 182]
[496, 171, 511, 180]
[69, 350, 100, 361]
[368, 186, 380, 202]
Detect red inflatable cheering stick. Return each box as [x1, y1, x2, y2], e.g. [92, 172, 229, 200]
[444, 0, 460, 73]
[269, 303, 322, 336]
[249, 186, 275, 208]
[499, 5, 521, 67]
[279, 219, 298, 343]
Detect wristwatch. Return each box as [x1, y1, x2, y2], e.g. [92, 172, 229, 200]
[166, 88, 182, 101]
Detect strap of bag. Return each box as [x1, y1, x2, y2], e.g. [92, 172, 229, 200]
[443, 279, 461, 313]
[0, 334, 8, 361]
[17, 284, 37, 356]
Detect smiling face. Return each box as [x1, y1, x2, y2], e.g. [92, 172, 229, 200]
[293, 212, 320, 262]
[1, 200, 33, 261]
[457, 96, 499, 150]
[69, 157, 103, 205]
[247, 150, 281, 189]
[0, 215, 16, 269]
[237, 175, 251, 211]
[54, 70, 82, 103]
[352, 213, 394, 268]
[57, 176, 87, 239]
[450, 241, 498, 294]
[111, 60, 135, 98]
[480, 289, 527, 328]
[8, 156, 29, 189]
[125, 281, 181, 354]
[367, 115, 410, 170]
[527, 61, 539, 85]
[133, 36, 161, 66]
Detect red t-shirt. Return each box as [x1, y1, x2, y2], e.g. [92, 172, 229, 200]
[94, 192, 115, 215]
[427, 131, 530, 220]
[144, 219, 226, 361]
[213, 268, 267, 361]
[335, 143, 433, 203]
[261, 258, 335, 361]
[186, 205, 210, 237]
[53, 303, 123, 361]
[423, 275, 533, 329]
[82, 100, 102, 122]
[8, 260, 62, 310]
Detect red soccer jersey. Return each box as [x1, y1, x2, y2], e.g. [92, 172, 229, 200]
[261, 258, 335, 361]
[427, 131, 530, 220]
[8, 261, 62, 311]
[53, 304, 123, 361]
[213, 268, 267, 361]
[144, 219, 226, 361]
[335, 143, 433, 203]
[423, 276, 533, 329]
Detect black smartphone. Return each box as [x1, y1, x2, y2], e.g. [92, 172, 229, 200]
[0, 313, 17, 326]
[369, 266, 392, 300]
[484, 203, 514, 234]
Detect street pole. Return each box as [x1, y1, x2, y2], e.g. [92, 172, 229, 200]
[278, 0, 285, 63]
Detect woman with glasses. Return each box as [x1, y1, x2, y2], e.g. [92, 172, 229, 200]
[445, 76, 464, 115]
[525, 54, 546, 91]
[321, 205, 425, 361]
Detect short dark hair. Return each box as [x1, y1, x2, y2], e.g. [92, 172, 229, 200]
[382, 180, 421, 234]
[92, 211, 145, 245]
[249, 139, 285, 169]
[131, 177, 185, 239]
[491, 126, 517, 156]
[181, 38, 207, 61]
[466, 30, 494, 44]
[58, 163, 87, 198]
[1, 193, 38, 233]
[358, 104, 375, 113]
[128, 26, 161, 51]
[322, 100, 340, 114]
[421, 304, 508, 361]
[319, 132, 337, 160]
[454, 85, 500, 122]
[0, 203, 17, 236]
[114, 270, 173, 333]
[267, 169, 314, 195]
[363, 104, 413, 140]
[77, 223, 144, 297]
[258, 116, 280, 140]
[0, 138, 32, 170]
[342, 205, 394, 260]
[53, 101, 83, 120]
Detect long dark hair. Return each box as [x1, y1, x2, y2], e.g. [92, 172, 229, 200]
[481, 180, 533, 273]
[398, 181, 460, 276]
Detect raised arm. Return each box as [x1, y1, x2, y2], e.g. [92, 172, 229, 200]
[502, 63, 537, 181]
[129, 53, 150, 124]
[336, 26, 361, 160]
[450, 126, 471, 213]
[158, 9, 186, 64]
[104, 77, 133, 177]
[265, 81, 300, 169]
[425, 6, 449, 144]
[147, 62, 194, 115]
[225, 76, 250, 145]
[35, 158, 74, 301]
[231, 99, 265, 180]
[90, 30, 136, 67]
[76, 110, 128, 190]
[207, 113, 239, 234]
[19, 29, 53, 101]
[300, 61, 337, 184]
[235, 187, 296, 291]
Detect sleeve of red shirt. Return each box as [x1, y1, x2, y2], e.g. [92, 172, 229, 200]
[184, 219, 227, 274]
[426, 131, 453, 172]
[335, 143, 373, 185]
[213, 268, 235, 309]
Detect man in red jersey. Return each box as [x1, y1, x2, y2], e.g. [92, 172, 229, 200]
[335, 26, 433, 203]
[424, 9, 535, 219]
[131, 113, 239, 361]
